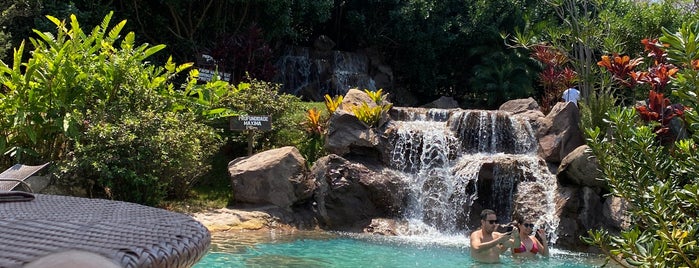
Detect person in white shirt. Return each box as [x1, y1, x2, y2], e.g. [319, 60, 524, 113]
[561, 87, 580, 105]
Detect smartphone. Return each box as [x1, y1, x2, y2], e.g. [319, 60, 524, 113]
[504, 225, 514, 232]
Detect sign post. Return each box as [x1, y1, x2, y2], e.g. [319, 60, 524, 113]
[230, 115, 272, 155]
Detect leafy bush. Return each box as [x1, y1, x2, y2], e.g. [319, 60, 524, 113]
[1, 12, 223, 205]
[0, 12, 190, 164]
[220, 77, 304, 154]
[62, 110, 220, 205]
[582, 22, 699, 267]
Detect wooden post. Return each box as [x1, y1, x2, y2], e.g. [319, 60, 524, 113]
[246, 130, 254, 156]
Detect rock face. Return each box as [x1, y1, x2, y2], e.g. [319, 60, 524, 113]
[310, 154, 408, 230]
[273, 41, 393, 102]
[536, 102, 586, 163]
[228, 146, 313, 210]
[558, 145, 606, 189]
[325, 88, 388, 156]
[224, 97, 627, 253]
[421, 96, 460, 109]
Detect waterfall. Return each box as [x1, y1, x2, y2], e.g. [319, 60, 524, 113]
[387, 108, 559, 242]
[274, 46, 376, 100]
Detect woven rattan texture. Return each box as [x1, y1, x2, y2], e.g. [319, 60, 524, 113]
[0, 194, 210, 268]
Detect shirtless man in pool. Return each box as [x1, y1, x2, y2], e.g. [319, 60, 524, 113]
[470, 209, 520, 263]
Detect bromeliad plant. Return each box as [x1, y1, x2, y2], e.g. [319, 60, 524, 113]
[351, 88, 392, 127]
[324, 94, 343, 113]
[352, 102, 392, 128]
[365, 88, 387, 104]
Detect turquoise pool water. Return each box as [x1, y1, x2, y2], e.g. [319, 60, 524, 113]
[194, 230, 609, 268]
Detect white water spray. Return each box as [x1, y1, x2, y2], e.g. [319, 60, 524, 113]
[386, 108, 559, 243]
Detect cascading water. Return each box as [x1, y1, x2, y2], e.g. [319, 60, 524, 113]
[387, 107, 559, 243]
[274, 46, 376, 99]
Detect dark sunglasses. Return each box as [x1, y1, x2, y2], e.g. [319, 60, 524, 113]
[487, 220, 498, 224]
[523, 223, 534, 228]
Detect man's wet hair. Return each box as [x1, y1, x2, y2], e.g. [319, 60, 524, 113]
[480, 209, 496, 220]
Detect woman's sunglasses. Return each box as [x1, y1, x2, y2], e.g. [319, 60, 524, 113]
[523, 223, 535, 228]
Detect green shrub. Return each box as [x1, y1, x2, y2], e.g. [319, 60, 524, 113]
[582, 22, 699, 267]
[1, 12, 224, 205]
[61, 110, 221, 205]
[0, 12, 192, 165]
[220, 77, 304, 154]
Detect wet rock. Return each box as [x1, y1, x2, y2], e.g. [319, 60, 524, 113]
[311, 155, 408, 230]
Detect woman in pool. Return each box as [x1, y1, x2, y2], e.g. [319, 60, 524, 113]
[511, 216, 549, 257]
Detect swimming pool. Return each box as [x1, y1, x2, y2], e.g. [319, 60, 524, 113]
[194, 230, 609, 267]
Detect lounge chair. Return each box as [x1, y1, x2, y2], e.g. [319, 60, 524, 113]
[0, 162, 51, 193]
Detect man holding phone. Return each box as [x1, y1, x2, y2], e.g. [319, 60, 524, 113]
[469, 209, 520, 263]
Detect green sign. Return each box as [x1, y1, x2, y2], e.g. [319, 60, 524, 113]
[230, 115, 272, 131]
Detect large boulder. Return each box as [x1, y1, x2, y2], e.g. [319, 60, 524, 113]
[325, 88, 389, 156]
[311, 154, 408, 230]
[558, 145, 607, 190]
[499, 97, 541, 114]
[537, 102, 585, 163]
[325, 109, 381, 156]
[499, 97, 545, 133]
[228, 146, 313, 210]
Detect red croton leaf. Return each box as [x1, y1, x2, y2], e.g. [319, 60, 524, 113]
[641, 38, 669, 65]
[598, 54, 644, 88]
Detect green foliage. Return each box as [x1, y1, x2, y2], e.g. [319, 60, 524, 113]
[62, 110, 220, 205]
[324, 94, 343, 113]
[0, 12, 185, 165]
[1, 12, 223, 206]
[583, 22, 699, 268]
[469, 48, 537, 109]
[579, 85, 617, 142]
[220, 77, 305, 153]
[352, 102, 392, 128]
[364, 88, 387, 104]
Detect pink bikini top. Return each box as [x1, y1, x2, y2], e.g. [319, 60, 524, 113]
[513, 240, 539, 254]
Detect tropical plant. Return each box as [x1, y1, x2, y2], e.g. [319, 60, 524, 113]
[0, 12, 188, 165]
[599, 38, 686, 145]
[582, 22, 699, 268]
[324, 94, 343, 113]
[528, 44, 577, 114]
[299, 107, 326, 163]
[364, 88, 387, 104]
[352, 102, 392, 128]
[0, 12, 223, 205]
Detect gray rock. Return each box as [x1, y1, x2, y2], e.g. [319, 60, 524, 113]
[537, 102, 585, 163]
[229, 146, 312, 210]
[558, 145, 606, 189]
[311, 154, 408, 230]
